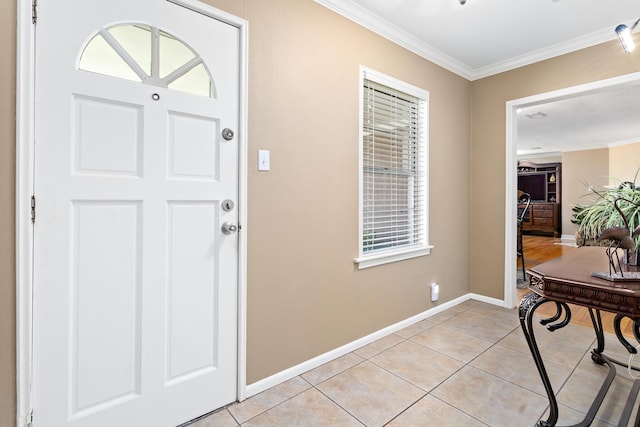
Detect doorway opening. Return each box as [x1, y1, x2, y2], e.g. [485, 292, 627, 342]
[504, 71, 640, 308]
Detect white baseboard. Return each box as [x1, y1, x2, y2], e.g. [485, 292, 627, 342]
[244, 293, 505, 399]
[560, 234, 576, 243]
[468, 293, 508, 308]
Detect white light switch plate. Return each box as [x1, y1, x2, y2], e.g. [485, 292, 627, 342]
[258, 149, 270, 171]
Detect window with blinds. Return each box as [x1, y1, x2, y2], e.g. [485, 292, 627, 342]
[356, 68, 430, 268]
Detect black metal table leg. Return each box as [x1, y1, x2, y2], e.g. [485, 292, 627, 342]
[589, 308, 606, 361]
[519, 293, 560, 427]
[520, 298, 625, 427]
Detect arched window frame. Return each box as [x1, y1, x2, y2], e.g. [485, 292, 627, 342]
[78, 23, 216, 98]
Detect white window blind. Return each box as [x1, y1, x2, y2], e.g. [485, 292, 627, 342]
[358, 69, 429, 267]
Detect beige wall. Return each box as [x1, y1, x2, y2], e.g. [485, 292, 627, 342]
[561, 148, 610, 237]
[609, 141, 640, 183]
[1, 1, 471, 420]
[470, 42, 640, 299]
[1, 0, 16, 425]
[225, 0, 472, 383]
[518, 154, 562, 164]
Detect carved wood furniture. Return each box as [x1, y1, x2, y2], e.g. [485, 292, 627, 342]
[520, 247, 640, 426]
[518, 161, 561, 237]
[524, 202, 560, 237]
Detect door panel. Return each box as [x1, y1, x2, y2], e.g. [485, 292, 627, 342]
[166, 202, 218, 384]
[71, 202, 142, 415]
[33, 1, 239, 425]
[168, 112, 219, 179]
[73, 96, 143, 176]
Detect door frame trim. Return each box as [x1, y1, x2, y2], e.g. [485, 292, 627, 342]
[15, 1, 249, 425]
[503, 71, 640, 309]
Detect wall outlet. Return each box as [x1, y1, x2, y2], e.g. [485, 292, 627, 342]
[431, 283, 439, 302]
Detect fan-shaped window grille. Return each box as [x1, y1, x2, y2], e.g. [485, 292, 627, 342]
[79, 24, 216, 98]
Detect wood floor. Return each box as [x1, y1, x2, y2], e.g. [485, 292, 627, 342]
[517, 235, 635, 336]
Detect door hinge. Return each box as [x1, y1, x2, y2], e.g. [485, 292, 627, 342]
[31, 196, 36, 224]
[32, 0, 37, 24]
[26, 409, 34, 427]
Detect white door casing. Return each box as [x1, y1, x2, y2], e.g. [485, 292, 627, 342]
[30, 1, 246, 425]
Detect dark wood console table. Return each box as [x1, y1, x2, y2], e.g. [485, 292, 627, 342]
[520, 247, 640, 426]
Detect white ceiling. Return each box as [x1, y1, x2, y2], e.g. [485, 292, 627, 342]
[315, 0, 640, 156]
[516, 78, 640, 157]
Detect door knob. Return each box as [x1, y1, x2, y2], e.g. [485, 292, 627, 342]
[221, 128, 234, 141]
[221, 222, 238, 235]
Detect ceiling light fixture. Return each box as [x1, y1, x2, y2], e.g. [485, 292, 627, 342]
[615, 18, 640, 54]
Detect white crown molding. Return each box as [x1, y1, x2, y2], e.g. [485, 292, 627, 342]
[519, 137, 640, 156]
[315, 0, 620, 81]
[560, 138, 638, 153]
[314, 0, 473, 80]
[516, 151, 562, 160]
[608, 137, 640, 148]
[473, 27, 619, 79]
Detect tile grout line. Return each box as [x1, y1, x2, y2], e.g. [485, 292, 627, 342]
[212, 301, 605, 426]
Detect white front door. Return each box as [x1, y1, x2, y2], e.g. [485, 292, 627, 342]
[33, 1, 240, 425]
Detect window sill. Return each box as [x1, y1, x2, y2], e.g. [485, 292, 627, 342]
[354, 245, 433, 269]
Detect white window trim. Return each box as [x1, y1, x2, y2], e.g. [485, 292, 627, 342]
[355, 66, 431, 269]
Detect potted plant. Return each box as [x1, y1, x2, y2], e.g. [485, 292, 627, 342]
[572, 175, 640, 265]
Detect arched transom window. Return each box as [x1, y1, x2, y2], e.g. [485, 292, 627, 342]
[79, 23, 216, 98]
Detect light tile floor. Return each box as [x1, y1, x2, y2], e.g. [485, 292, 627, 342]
[188, 299, 640, 426]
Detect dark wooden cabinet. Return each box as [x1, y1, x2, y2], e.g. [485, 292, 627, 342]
[520, 202, 560, 237]
[518, 161, 561, 237]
